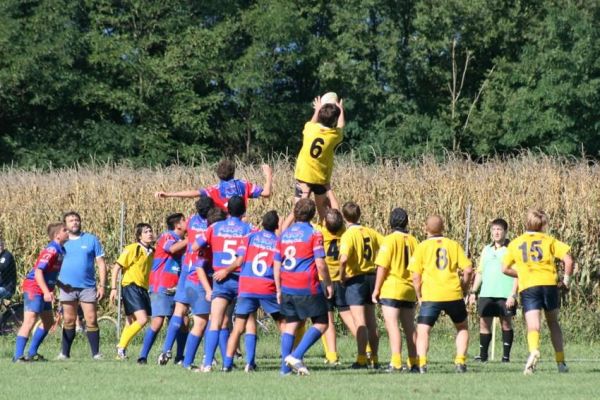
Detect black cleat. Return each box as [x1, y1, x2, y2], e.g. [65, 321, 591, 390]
[137, 357, 147, 365]
[455, 363, 467, 373]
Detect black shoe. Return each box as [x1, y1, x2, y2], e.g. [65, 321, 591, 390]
[13, 356, 29, 363]
[385, 364, 402, 373]
[29, 354, 47, 362]
[455, 363, 467, 373]
[221, 366, 233, 372]
[137, 357, 147, 365]
[474, 355, 488, 363]
[409, 365, 420, 373]
[351, 362, 369, 369]
[502, 357, 510, 363]
[174, 357, 184, 366]
[157, 351, 171, 366]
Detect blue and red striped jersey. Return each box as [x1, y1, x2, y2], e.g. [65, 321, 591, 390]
[23, 241, 65, 295]
[199, 179, 262, 212]
[276, 222, 325, 296]
[238, 230, 279, 298]
[183, 214, 212, 283]
[149, 231, 184, 293]
[195, 217, 252, 273]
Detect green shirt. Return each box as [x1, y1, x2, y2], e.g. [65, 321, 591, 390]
[478, 244, 514, 298]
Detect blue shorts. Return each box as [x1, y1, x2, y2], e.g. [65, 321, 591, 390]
[122, 284, 151, 316]
[211, 275, 239, 302]
[235, 296, 280, 317]
[150, 292, 175, 317]
[280, 293, 328, 323]
[24, 292, 52, 314]
[184, 280, 211, 315]
[173, 275, 189, 304]
[345, 274, 376, 305]
[521, 285, 559, 313]
[417, 300, 467, 326]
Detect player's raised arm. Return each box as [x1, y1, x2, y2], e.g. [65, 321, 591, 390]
[310, 96, 322, 123]
[260, 164, 273, 198]
[336, 99, 345, 129]
[154, 190, 200, 199]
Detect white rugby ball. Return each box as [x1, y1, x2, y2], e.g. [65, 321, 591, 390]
[321, 92, 338, 105]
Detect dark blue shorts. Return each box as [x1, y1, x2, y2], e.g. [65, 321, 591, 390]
[184, 280, 211, 315]
[478, 297, 516, 317]
[280, 293, 328, 323]
[122, 284, 151, 316]
[150, 291, 175, 317]
[379, 298, 416, 309]
[520, 285, 559, 313]
[235, 296, 280, 318]
[211, 275, 239, 302]
[24, 292, 52, 314]
[173, 274, 189, 304]
[345, 274, 376, 306]
[326, 281, 349, 312]
[417, 300, 467, 326]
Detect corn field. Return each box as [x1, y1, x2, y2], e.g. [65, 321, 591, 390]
[1, 154, 599, 313]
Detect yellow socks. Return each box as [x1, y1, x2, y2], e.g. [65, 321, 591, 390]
[555, 351, 565, 363]
[117, 321, 143, 349]
[418, 356, 427, 367]
[408, 357, 418, 368]
[391, 353, 402, 369]
[366, 343, 372, 354]
[527, 331, 540, 353]
[454, 354, 467, 365]
[356, 354, 368, 365]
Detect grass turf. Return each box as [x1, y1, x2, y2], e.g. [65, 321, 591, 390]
[1, 322, 599, 400]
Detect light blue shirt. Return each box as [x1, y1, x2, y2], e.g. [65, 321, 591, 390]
[59, 233, 105, 288]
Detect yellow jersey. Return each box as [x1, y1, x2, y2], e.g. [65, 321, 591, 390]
[408, 236, 471, 302]
[117, 243, 154, 289]
[374, 231, 418, 301]
[314, 223, 345, 281]
[339, 225, 383, 278]
[503, 231, 570, 292]
[294, 121, 343, 185]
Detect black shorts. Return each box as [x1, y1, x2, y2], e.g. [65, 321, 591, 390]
[379, 298, 416, 309]
[326, 282, 349, 312]
[417, 300, 467, 326]
[122, 284, 151, 316]
[477, 297, 516, 317]
[345, 274, 376, 305]
[295, 180, 328, 197]
[280, 293, 328, 323]
[520, 285, 559, 313]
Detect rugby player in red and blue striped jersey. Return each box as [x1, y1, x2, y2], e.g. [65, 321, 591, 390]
[222, 210, 285, 372]
[138, 213, 187, 363]
[192, 195, 253, 372]
[274, 199, 333, 375]
[14, 222, 69, 362]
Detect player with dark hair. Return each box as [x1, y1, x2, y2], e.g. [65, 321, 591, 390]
[154, 160, 272, 212]
[192, 196, 253, 372]
[339, 201, 383, 369]
[112, 223, 155, 360]
[275, 199, 333, 375]
[502, 209, 573, 375]
[372, 208, 419, 372]
[137, 213, 187, 363]
[409, 215, 473, 373]
[222, 210, 284, 372]
[468, 218, 517, 363]
[13, 222, 69, 362]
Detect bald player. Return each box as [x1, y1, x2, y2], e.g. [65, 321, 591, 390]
[408, 216, 472, 373]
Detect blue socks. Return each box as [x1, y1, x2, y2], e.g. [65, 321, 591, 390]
[218, 329, 230, 361]
[27, 327, 49, 357]
[292, 327, 323, 359]
[14, 335, 28, 360]
[175, 327, 188, 361]
[162, 316, 182, 353]
[182, 333, 202, 368]
[281, 333, 295, 374]
[203, 329, 220, 367]
[245, 333, 257, 366]
[139, 328, 159, 359]
[223, 355, 234, 369]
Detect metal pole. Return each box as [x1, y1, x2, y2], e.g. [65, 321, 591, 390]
[116, 202, 125, 339]
[491, 317, 498, 361]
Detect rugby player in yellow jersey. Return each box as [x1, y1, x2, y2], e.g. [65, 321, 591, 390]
[408, 215, 472, 373]
[339, 202, 383, 368]
[372, 208, 419, 373]
[110, 223, 155, 360]
[315, 207, 364, 365]
[294, 95, 345, 220]
[502, 209, 573, 375]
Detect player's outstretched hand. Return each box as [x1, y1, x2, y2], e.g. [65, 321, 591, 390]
[312, 96, 322, 110]
[109, 289, 117, 305]
[96, 286, 105, 301]
[261, 164, 272, 177]
[43, 292, 54, 303]
[506, 296, 516, 309]
[276, 291, 282, 305]
[336, 98, 343, 110]
[154, 191, 167, 199]
[371, 290, 380, 305]
[467, 293, 476, 307]
[205, 290, 212, 302]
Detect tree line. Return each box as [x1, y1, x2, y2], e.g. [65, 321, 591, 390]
[1, 0, 598, 167]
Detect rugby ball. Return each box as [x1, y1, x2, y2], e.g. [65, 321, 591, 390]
[321, 92, 338, 105]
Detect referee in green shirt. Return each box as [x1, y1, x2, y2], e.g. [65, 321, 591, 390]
[468, 219, 518, 362]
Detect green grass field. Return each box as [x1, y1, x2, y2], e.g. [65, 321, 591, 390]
[1, 321, 599, 400]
